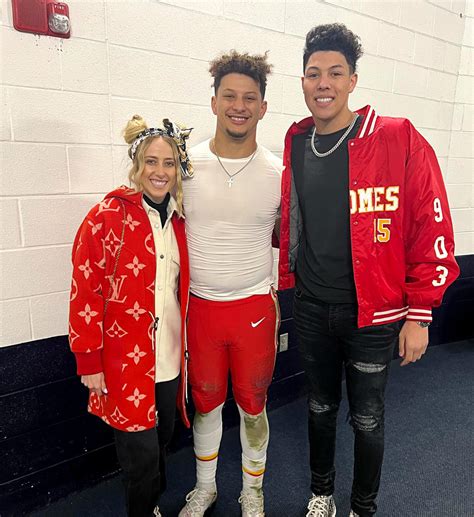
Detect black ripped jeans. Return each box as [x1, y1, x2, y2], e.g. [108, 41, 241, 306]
[294, 291, 399, 517]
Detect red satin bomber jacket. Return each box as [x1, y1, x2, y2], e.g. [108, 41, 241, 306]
[278, 105, 460, 328]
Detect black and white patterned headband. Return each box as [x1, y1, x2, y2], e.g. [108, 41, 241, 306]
[130, 119, 194, 179]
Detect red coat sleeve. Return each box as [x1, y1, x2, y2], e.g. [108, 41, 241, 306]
[403, 124, 460, 322]
[69, 207, 106, 375]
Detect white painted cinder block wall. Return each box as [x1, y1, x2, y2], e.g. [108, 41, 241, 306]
[1, 0, 473, 347]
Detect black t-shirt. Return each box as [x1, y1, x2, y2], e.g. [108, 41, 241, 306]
[292, 116, 363, 303]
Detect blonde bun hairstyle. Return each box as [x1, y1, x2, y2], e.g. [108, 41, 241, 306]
[123, 115, 148, 147]
[122, 114, 183, 216]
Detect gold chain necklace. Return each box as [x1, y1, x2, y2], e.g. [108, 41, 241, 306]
[212, 139, 258, 188]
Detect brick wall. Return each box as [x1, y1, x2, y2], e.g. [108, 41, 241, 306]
[1, 0, 473, 348]
[447, 0, 474, 255]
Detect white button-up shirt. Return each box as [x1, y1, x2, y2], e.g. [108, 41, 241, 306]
[143, 196, 181, 382]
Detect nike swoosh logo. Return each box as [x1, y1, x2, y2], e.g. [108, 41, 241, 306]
[251, 317, 266, 328]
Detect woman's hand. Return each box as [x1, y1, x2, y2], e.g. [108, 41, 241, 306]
[81, 372, 108, 396]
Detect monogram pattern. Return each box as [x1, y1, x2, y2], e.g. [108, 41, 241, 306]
[78, 259, 93, 279]
[125, 256, 146, 277]
[127, 344, 147, 365]
[69, 187, 191, 432]
[125, 301, 146, 321]
[78, 303, 99, 325]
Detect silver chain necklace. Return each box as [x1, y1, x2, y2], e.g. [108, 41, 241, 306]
[311, 114, 359, 158]
[212, 139, 258, 188]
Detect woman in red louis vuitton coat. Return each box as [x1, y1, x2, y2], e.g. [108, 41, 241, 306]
[69, 115, 194, 517]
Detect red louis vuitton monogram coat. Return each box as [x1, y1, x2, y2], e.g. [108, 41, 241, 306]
[69, 186, 190, 431]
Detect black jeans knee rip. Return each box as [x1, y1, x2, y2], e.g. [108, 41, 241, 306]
[294, 295, 398, 517]
[350, 412, 381, 432]
[308, 397, 339, 414]
[350, 361, 387, 374]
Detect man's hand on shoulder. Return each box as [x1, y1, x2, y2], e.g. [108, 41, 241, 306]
[398, 320, 429, 366]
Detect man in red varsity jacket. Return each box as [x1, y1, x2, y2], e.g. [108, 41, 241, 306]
[278, 23, 459, 517]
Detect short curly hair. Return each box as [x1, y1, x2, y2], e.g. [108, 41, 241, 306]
[209, 50, 273, 99]
[303, 23, 363, 73]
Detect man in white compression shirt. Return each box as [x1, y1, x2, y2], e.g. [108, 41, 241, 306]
[179, 51, 282, 517]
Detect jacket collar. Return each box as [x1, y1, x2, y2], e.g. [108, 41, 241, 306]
[104, 186, 184, 219]
[354, 105, 378, 138]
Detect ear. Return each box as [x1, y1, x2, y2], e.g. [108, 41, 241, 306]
[301, 75, 304, 90]
[259, 100, 268, 120]
[349, 73, 358, 94]
[211, 95, 217, 116]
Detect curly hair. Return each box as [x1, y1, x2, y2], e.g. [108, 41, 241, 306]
[209, 50, 273, 99]
[303, 23, 363, 73]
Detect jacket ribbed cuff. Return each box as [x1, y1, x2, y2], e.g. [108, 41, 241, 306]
[74, 350, 103, 375]
[406, 306, 432, 322]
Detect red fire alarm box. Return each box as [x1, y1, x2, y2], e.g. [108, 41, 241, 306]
[47, 1, 70, 37]
[12, 0, 70, 38]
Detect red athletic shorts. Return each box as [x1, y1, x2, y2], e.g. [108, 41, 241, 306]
[187, 290, 280, 415]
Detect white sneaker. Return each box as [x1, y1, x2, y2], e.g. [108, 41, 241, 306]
[238, 489, 265, 516]
[178, 487, 217, 517]
[306, 494, 336, 517]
